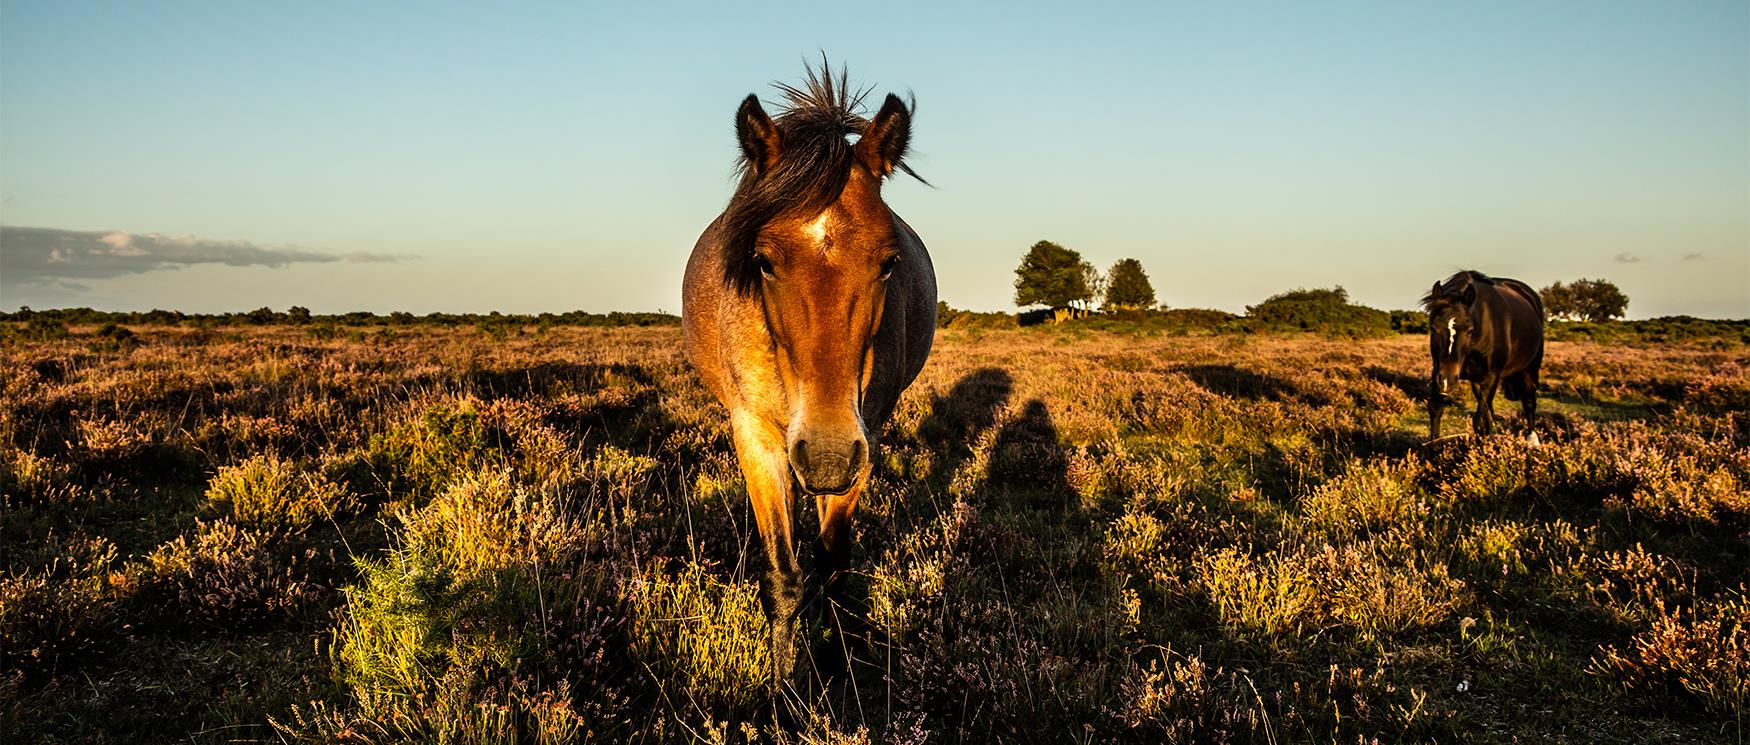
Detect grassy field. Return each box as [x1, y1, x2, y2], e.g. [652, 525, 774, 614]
[2, 323, 1746, 743]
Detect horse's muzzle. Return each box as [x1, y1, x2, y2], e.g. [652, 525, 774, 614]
[789, 436, 866, 495]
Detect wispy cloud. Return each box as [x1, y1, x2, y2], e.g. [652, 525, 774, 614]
[0, 226, 410, 289]
[1682, 252, 1705, 261]
[1614, 252, 1644, 264]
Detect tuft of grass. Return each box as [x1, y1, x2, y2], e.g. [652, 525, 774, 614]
[1592, 589, 1749, 722]
[626, 561, 771, 713]
[1298, 458, 1426, 536]
[205, 454, 355, 531]
[127, 518, 318, 627]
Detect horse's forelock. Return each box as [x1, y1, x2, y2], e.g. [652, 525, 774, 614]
[719, 62, 879, 297]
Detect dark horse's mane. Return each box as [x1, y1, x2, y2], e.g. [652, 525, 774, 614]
[720, 61, 923, 295]
[1422, 270, 1544, 315]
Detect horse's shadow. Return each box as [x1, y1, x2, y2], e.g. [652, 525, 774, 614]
[914, 367, 1014, 482]
[1363, 364, 1428, 404]
[1175, 363, 1298, 401]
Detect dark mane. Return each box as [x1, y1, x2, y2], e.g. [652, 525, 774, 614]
[1421, 270, 1545, 317]
[719, 61, 921, 295]
[1421, 270, 1496, 310]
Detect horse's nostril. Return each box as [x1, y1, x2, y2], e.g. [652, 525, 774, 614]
[790, 438, 808, 467]
[849, 440, 866, 472]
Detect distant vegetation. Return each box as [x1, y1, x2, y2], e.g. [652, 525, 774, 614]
[9, 294, 1743, 351]
[1243, 286, 1395, 338]
[1542, 278, 1630, 322]
[0, 306, 680, 328]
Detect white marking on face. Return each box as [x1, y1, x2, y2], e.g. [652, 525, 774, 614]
[1446, 317, 1458, 356]
[805, 213, 831, 243]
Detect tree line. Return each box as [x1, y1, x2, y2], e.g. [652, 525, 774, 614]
[0, 306, 681, 328]
[1012, 239, 1633, 322]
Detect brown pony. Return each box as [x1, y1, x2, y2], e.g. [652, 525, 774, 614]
[1422, 270, 1545, 438]
[681, 64, 936, 681]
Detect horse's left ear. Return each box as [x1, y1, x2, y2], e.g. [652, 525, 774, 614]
[856, 93, 911, 178]
[1460, 283, 1476, 305]
[737, 94, 782, 175]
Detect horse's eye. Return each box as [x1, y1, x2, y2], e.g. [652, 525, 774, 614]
[879, 256, 899, 279]
[754, 255, 776, 278]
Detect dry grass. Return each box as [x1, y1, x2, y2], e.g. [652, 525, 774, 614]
[1, 322, 1745, 743]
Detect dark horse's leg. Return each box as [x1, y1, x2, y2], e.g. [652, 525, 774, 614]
[731, 415, 803, 684]
[1428, 377, 1445, 440]
[1521, 348, 1542, 428]
[1472, 376, 1500, 436]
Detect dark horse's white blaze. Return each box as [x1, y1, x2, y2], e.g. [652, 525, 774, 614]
[681, 65, 936, 682]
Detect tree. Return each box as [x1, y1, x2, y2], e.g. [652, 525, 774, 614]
[286, 306, 313, 324]
[1102, 258, 1157, 310]
[1013, 240, 1096, 311]
[1541, 278, 1628, 322]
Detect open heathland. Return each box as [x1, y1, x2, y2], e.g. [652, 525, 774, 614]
[2, 322, 1746, 743]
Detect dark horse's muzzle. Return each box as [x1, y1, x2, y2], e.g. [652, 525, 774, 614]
[789, 435, 866, 495]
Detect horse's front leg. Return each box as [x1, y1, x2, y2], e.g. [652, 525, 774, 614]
[808, 468, 869, 676]
[730, 412, 803, 684]
[1428, 375, 1446, 440]
[1472, 376, 1500, 436]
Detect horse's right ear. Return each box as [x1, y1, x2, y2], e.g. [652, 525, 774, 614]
[1460, 283, 1476, 305]
[736, 94, 781, 175]
[1431, 281, 1443, 296]
[856, 93, 912, 178]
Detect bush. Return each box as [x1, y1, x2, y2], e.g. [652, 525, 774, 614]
[87, 323, 139, 353]
[936, 301, 1016, 330]
[206, 455, 354, 531]
[1244, 287, 1394, 337]
[326, 472, 626, 740]
[128, 519, 318, 627]
[0, 536, 122, 677]
[626, 561, 770, 712]
[1592, 590, 1749, 720]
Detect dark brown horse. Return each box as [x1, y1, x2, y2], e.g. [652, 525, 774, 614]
[1422, 270, 1544, 438]
[681, 65, 936, 681]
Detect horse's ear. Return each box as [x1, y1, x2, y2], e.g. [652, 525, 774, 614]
[1431, 281, 1443, 296]
[1460, 283, 1476, 305]
[736, 94, 781, 175]
[856, 93, 911, 178]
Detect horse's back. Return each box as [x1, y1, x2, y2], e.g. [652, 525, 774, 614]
[1487, 278, 1545, 377]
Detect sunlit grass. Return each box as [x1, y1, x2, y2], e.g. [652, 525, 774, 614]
[1, 323, 1744, 742]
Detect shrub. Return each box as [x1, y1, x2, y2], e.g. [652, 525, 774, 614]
[1117, 655, 1264, 740]
[0, 536, 121, 677]
[1298, 459, 1426, 537]
[1244, 287, 1394, 338]
[365, 399, 499, 501]
[206, 455, 354, 532]
[87, 323, 139, 353]
[625, 561, 770, 713]
[128, 519, 317, 627]
[1200, 543, 1461, 642]
[1198, 548, 1317, 638]
[329, 472, 620, 739]
[1592, 590, 1748, 721]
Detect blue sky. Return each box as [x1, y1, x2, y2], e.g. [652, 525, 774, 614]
[2, 1, 1746, 317]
